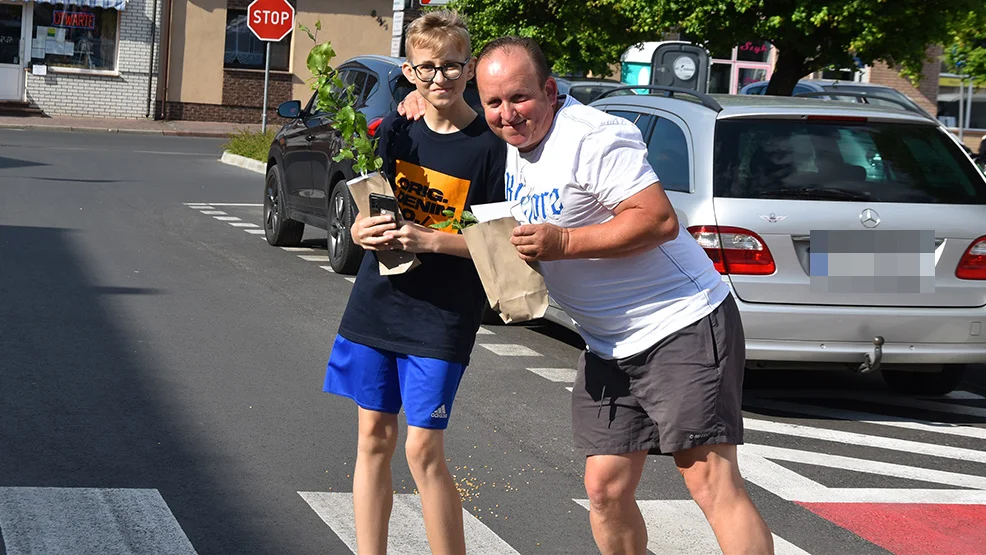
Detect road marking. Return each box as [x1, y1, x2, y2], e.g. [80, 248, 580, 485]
[0, 487, 197, 555]
[319, 266, 335, 273]
[741, 443, 986, 491]
[751, 390, 986, 418]
[743, 418, 986, 464]
[299, 255, 331, 262]
[199, 211, 226, 215]
[527, 368, 577, 383]
[573, 499, 811, 554]
[475, 327, 494, 335]
[193, 203, 263, 207]
[229, 223, 258, 228]
[280, 247, 320, 252]
[185, 205, 213, 209]
[245, 229, 266, 235]
[299, 492, 520, 554]
[214, 216, 240, 221]
[565, 386, 573, 392]
[745, 398, 986, 441]
[344, 277, 356, 283]
[479, 344, 542, 357]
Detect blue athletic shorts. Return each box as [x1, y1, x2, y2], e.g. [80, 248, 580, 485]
[323, 336, 467, 430]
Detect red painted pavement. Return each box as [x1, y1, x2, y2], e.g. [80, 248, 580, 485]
[797, 502, 986, 555]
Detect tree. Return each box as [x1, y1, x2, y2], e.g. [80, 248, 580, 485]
[943, 11, 986, 84]
[449, 0, 986, 96]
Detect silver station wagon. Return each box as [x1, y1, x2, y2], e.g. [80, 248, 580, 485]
[545, 87, 986, 395]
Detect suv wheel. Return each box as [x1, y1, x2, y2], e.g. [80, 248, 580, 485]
[264, 166, 304, 247]
[882, 364, 966, 395]
[327, 179, 364, 274]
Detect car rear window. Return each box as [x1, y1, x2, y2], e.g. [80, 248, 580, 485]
[713, 119, 986, 204]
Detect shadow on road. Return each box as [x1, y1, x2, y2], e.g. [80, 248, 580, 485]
[0, 225, 268, 553]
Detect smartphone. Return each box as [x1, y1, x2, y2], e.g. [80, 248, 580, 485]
[369, 193, 401, 220]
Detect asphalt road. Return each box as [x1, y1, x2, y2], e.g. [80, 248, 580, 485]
[1, 129, 985, 555]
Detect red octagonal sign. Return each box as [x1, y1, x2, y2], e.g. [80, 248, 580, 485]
[247, 0, 295, 42]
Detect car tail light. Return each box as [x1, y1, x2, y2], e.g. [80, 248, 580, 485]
[367, 117, 384, 137]
[688, 226, 776, 275]
[956, 236, 986, 280]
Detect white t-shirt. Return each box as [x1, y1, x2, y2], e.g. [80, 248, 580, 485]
[505, 95, 730, 359]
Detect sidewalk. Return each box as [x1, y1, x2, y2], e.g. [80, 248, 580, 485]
[0, 114, 262, 138]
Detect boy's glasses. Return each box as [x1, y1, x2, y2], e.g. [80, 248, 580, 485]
[410, 59, 470, 82]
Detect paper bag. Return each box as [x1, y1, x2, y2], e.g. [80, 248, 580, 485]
[346, 172, 421, 275]
[462, 217, 549, 324]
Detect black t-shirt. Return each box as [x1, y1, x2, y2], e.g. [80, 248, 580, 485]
[337, 111, 507, 364]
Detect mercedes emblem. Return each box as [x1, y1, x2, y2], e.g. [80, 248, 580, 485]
[859, 208, 881, 228]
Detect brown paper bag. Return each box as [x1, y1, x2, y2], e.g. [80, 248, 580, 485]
[346, 172, 421, 275]
[462, 217, 549, 324]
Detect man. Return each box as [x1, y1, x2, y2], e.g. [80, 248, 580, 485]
[401, 37, 774, 555]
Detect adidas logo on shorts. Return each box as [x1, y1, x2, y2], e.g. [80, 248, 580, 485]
[430, 405, 448, 419]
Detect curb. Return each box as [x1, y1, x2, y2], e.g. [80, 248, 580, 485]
[0, 122, 236, 138]
[220, 151, 266, 174]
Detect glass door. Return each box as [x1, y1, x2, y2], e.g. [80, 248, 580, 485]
[0, 2, 25, 100]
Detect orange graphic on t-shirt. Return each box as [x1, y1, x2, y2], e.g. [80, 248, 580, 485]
[394, 160, 470, 233]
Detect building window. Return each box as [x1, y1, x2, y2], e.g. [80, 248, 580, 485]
[31, 3, 118, 71]
[224, 9, 289, 71]
[708, 40, 774, 94]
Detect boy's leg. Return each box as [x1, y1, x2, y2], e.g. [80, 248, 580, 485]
[397, 354, 468, 555]
[405, 426, 465, 555]
[354, 407, 399, 555]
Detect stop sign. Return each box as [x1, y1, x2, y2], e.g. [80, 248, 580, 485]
[247, 0, 295, 42]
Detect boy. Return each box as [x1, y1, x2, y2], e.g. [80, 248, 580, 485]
[322, 10, 505, 555]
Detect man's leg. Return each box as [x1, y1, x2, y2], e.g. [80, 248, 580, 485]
[405, 426, 465, 555]
[353, 407, 400, 555]
[674, 444, 773, 555]
[584, 450, 649, 555]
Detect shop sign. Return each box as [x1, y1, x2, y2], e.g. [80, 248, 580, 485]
[53, 11, 96, 30]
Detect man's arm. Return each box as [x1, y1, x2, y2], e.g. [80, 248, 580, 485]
[510, 183, 679, 262]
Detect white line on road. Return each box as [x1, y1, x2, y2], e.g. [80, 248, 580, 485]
[745, 398, 986, 440]
[743, 418, 986, 463]
[185, 205, 214, 209]
[479, 344, 542, 357]
[565, 387, 573, 392]
[0, 487, 197, 555]
[475, 327, 494, 335]
[751, 390, 986, 418]
[345, 277, 356, 283]
[280, 247, 320, 252]
[229, 223, 258, 228]
[574, 499, 811, 555]
[526, 368, 577, 383]
[300, 492, 520, 554]
[214, 216, 241, 221]
[741, 443, 986, 490]
[319, 266, 335, 273]
[245, 229, 267, 235]
[193, 203, 263, 207]
[299, 255, 331, 262]
[199, 211, 226, 215]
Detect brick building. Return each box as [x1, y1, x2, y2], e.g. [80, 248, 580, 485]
[0, 0, 162, 118]
[158, 0, 393, 123]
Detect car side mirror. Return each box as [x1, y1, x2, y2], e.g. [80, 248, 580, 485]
[277, 100, 302, 119]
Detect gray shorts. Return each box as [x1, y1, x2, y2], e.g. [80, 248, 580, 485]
[571, 294, 745, 457]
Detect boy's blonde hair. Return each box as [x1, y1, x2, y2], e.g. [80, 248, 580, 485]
[404, 10, 471, 59]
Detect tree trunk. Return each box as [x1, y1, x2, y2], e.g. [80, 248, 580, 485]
[765, 47, 811, 96]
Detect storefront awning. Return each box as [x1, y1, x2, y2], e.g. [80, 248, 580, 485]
[26, 0, 130, 11]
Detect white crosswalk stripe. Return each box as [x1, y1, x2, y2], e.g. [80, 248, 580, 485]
[479, 344, 541, 357]
[299, 492, 521, 554]
[0, 487, 197, 555]
[573, 499, 812, 555]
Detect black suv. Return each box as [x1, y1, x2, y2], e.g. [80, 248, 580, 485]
[263, 54, 483, 274]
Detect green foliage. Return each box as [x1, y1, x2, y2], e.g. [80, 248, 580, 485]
[429, 209, 479, 231]
[451, 0, 986, 96]
[222, 127, 278, 162]
[943, 11, 986, 84]
[298, 20, 384, 175]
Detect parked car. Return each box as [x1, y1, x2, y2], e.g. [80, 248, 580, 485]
[545, 85, 985, 394]
[554, 77, 629, 105]
[263, 55, 483, 274]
